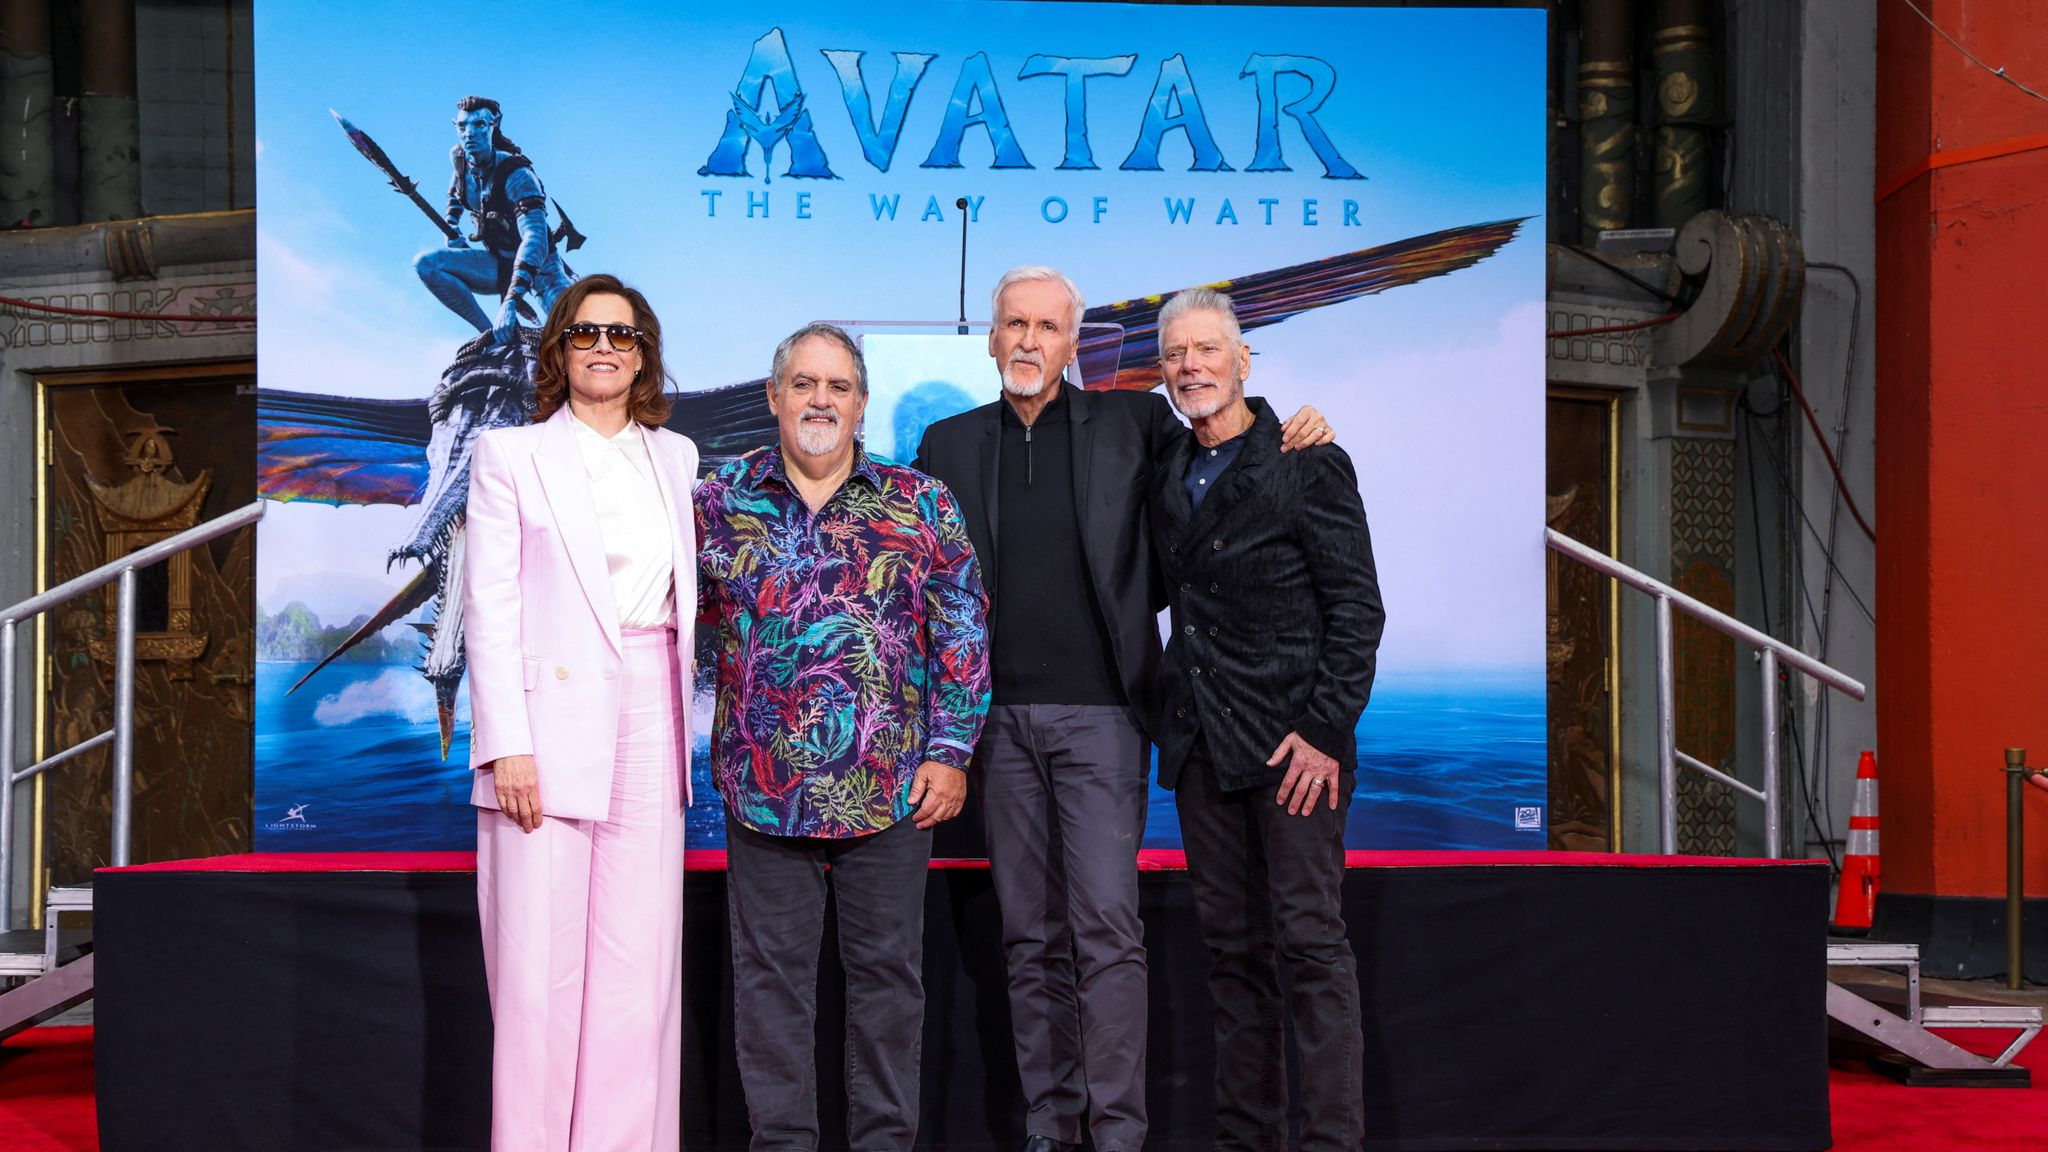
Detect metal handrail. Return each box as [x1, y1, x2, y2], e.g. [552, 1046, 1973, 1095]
[1545, 527, 1867, 858]
[0, 500, 265, 929]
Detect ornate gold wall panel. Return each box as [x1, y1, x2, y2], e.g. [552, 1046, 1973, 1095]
[1671, 436, 1738, 856]
[1545, 393, 1618, 851]
[41, 372, 256, 885]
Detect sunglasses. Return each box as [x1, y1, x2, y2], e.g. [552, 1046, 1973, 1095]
[562, 323, 643, 352]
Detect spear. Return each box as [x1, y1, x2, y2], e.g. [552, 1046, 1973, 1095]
[331, 109, 460, 241]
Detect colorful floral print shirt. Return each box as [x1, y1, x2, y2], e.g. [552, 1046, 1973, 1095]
[696, 444, 991, 838]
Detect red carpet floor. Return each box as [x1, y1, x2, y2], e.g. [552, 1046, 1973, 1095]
[0, 1026, 95, 1152]
[4, 1022, 2044, 1150]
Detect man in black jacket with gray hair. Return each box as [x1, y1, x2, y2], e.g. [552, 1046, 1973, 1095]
[1150, 286, 1385, 1152]
[915, 266, 1335, 1152]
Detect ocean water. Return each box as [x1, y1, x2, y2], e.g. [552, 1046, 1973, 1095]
[255, 663, 1546, 852]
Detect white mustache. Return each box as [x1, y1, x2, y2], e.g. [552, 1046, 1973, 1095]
[1010, 353, 1042, 366]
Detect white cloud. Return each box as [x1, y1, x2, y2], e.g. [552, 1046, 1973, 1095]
[257, 227, 467, 400]
[257, 501, 422, 619]
[1249, 296, 1548, 672]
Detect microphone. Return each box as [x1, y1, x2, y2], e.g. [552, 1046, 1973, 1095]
[955, 197, 971, 334]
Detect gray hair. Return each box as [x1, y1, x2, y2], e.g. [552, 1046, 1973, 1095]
[770, 322, 868, 394]
[990, 265, 1085, 334]
[1157, 287, 1243, 345]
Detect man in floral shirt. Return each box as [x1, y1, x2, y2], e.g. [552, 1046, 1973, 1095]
[696, 321, 990, 1150]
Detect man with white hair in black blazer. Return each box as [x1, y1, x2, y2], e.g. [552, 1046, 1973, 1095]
[1150, 286, 1385, 1152]
[914, 267, 1335, 1152]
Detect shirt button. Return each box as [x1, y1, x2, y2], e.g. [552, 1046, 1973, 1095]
[1190, 667, 1201, 677]
[555, 666, 569, 680]
[1208, 626, 1218, 636]
[1180, 583, 1191, 592]
[1209, 583, 1219, 593]
[1212, 539, 1224, 550]
[1176, 708, 1187, 719]
[1209, 668, 1219, 677]
[1221, 707, 1232, 718]
[1183, 625, 1195, 636]
[1169, 544, 1178, 553]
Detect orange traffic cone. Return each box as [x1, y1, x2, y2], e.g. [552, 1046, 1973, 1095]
[1834, 751, 1881, 933]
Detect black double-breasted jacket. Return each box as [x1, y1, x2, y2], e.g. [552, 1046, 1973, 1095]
[1152, 398, 1385, 792]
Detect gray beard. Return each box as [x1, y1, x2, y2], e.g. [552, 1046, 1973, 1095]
[1001, 362, 1055, 397]
[793, 416, 842, 456]
[1172, 376, 1242, 420]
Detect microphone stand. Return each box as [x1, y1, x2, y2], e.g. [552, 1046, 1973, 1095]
[955, 197, 970, 334]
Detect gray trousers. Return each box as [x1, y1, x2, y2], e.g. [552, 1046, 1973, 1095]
[979, 704, 1151, 1151]
[726, 816, 933, 1152]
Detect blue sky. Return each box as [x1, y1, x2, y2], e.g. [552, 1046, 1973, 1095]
[255, 0, 1547, 672]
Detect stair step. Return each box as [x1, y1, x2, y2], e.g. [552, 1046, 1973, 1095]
[1827, 940, 1920, 965]
[45, 885, 92, 913]
[0, 929, 90, 976]
[1922, 1005, 2044, 1027]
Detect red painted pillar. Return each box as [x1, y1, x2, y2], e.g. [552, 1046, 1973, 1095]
[1876, 3, 2048, 953]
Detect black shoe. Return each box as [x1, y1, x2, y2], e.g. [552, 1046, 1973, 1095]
[1021, 1137, 1081, 1152]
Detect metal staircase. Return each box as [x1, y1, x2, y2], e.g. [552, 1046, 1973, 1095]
[1547, 529, 2044, 1083]
[1828, 940, 2041, 1084]
[0, 502, 264, 1037]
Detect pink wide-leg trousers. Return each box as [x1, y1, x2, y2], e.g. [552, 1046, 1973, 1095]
[477, 627, 688, 1152]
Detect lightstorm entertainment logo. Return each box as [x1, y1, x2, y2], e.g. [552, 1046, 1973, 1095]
[266, 803, 319, 832]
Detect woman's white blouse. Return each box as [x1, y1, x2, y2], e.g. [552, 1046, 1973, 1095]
[570, 414, 676, 630]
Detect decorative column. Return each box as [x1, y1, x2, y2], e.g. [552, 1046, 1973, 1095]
[1651, 0, 1716, 228]
[0, 0, 55, 225]
[1577, 0, 1636, 235]
[79, 0, 141, 222]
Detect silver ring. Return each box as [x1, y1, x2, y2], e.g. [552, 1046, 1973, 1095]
[1308, 778, 1324, 789]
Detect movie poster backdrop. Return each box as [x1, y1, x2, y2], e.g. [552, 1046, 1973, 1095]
[253, 2, 1548, 851]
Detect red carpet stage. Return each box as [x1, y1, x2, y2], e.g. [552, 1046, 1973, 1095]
[90, 851, 1829, 1151]
[18, 1022, 2048, 1152]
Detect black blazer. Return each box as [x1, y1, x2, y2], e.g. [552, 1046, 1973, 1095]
[915, 385, 1182, 741]
[1152, 398, 1385, 793]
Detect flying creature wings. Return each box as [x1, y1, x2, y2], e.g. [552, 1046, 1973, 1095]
[256, 217, 1526, 757]
[257, 217, 1527, 508]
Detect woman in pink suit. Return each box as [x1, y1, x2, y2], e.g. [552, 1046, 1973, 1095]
[463, 272, 698, 1152]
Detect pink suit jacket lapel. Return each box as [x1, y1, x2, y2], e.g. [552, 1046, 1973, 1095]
[533, 406, 624, 657]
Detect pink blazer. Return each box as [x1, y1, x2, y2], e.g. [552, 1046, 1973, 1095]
[462, 405, 699, 821]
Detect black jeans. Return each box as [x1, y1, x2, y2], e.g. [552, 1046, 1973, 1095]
[1175, 745, 1363, 1152]
[979, 704, 1151, 1151]
[726, 816, 933, 1151]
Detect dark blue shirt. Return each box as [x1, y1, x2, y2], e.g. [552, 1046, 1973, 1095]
[1183, 432, 1248, 510]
